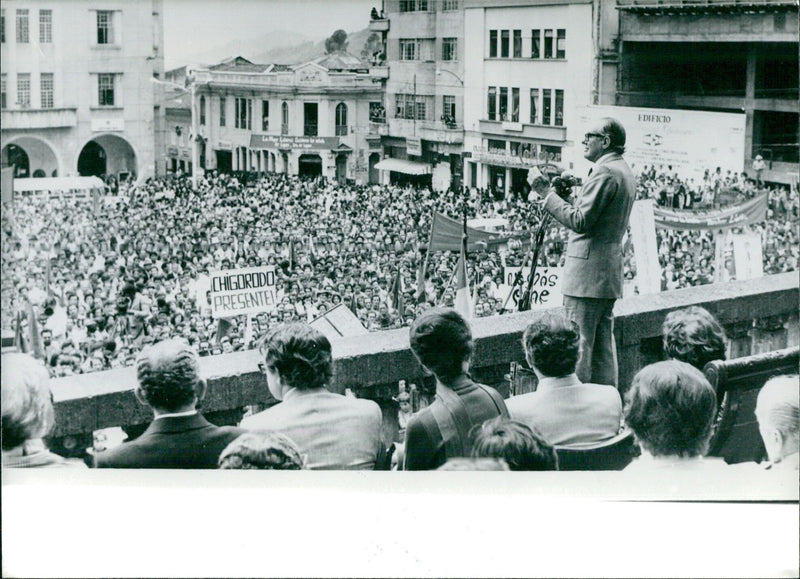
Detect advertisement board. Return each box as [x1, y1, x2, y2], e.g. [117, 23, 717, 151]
[576, 106, 746, 180]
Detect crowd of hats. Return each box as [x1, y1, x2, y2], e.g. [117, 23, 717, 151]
[1, 165, 795, 377]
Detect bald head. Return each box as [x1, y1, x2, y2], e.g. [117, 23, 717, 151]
[136, 339, 203, 413]
[756, 375, 799, 463]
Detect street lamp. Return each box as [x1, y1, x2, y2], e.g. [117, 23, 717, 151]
[151, 75, 199, 189]
[435, 67, 464, 86]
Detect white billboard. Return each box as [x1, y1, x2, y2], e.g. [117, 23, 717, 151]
[576, 106, 746, 180]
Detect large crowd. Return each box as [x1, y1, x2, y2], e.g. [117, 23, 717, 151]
[2, 165, 797, 377]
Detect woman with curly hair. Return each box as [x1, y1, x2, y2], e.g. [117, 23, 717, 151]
[662, 306, 726, 371]
[240, 323, 384, 470]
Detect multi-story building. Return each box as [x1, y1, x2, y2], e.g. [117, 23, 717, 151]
[162, 66, 192, 176]
[369, 0, 466, 192]
[614, 0, 798, 184]
[0, 0, 165, 181]
[189, 53, 384, 184]
[463, 0, 595, 197]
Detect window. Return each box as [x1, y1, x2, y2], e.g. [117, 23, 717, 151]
[199, 96, 206, 125]
[544, 29, 554, 59]
[511, 87, 520, 122]
[556, 29, 566, 59]
[488, 139, 505, 154]
[442, 37, 457, 61]
[487, 87, 496, 121]
[399, 39, 419, 61]
[442, 95, 456, 126]
[281, 101, 289, 134]
[399, 0, 427, 12]
[235, 97, 252, 129]
[529, 89, 538, 124]
[500, 30, 509, 58]
[499, 87, 508, 120]
[40, 73, 53, 108]
[554, 89, 564, 126]
[1, 75, 6, 109]
[369, 101, 385, 123]
[531, 29, 540, 59]
[513, 30, 522, 58]
[220, 97, 226, 127]
[97, 11, 114, 44]
[489, 30, 497, 58]
[261, 100, 269, 131]
[17, 74, 31, 107]
[395, 94, 427, 120]
[98, 73, 114, 106]
[304, 102, 318, 136]
[39, 10, 52, 43]
[335, 103, 348, 136]
[16, 9, 29, 43]
[542, 89, 552, 125]
[443, 0, 459, 10]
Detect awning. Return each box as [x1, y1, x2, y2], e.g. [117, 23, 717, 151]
[374, 158, 431, 175]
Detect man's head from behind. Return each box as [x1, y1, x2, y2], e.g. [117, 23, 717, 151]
[755, 374, 799, 464]
[134, 339, 205, 414]
[523, 311, 579, 378]
[1, 353, 55, 451]
[472, 417, 558, 471]
[409, 308, 473, 382]
[218, 432, 305, 470]
[662, 306, 726, 371]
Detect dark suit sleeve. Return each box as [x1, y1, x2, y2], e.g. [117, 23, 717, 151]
[544, 168, 617, 234]
[403, 414, 439, 471]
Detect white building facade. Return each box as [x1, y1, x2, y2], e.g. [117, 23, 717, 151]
[463, 0, 594, 198]
[0, 0, 165, 181]
[189, 54, 384, 185]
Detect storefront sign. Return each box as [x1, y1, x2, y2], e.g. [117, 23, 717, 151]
[209, 266, 278, 318]
[249, 134, 339, 150]
[91, 118, 124, 132]
[471, 146, 560, 169]
[407, 137, 422, 156]
[167, 146, 178, 156]
[217, 140, 232, 151]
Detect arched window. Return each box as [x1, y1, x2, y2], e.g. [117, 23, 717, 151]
[335, 103, 348, 136]
[281, 102, 289, 135]
[199, 96, 206, 125]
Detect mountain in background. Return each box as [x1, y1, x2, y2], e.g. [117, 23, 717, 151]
[180, 28, 374, 69]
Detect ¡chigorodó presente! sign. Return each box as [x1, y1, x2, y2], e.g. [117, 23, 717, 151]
[209, 266, 278, 319]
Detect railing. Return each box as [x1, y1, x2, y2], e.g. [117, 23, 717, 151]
[48, 273, 798, 448]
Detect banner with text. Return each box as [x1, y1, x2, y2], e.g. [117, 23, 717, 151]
[499, 266, 564, 311]
[629, 199, 662, 294]
[653, 194, 767, 231]
[732, 233, 764, 281]
[577, 105, 745, 180]
[249, 134, 340, 151]
[209, 266, 278, 319]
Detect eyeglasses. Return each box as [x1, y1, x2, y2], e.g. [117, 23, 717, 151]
[584, 132, 606, 142]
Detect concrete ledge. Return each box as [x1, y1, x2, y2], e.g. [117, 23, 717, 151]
[50, 272, 799, 437]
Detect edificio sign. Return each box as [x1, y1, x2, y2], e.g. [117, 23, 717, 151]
[209, 266, 278, 318]
[249, 134, 340, 150]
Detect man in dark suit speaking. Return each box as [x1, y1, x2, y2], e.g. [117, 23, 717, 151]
[529, 117, 635, 387]
[94, 339, 244, 468]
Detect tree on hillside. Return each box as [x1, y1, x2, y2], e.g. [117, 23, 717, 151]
[325, 29, 349, 54]
[360, 32, 384, 63]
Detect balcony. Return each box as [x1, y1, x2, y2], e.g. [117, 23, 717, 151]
[479, 119, 567, 142]
[368, 16, 389, 33]
[1, 107, 78, 130]
[369, 66, 389, 81]
[304, 124, 318, 137]
[419, 119, 464, 144]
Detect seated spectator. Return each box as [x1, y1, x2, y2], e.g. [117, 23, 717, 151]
[472, 417, 558, 471]
[403, 308, 508, 470]
[662, 306, 726, 371]
[93, 339, 245, 468]
[623, 360, 727, 472]
[755, 375, 799, 472]
[2, 353, 84, 468]
[240, 323, 384, 470]
[506, 312, 622, 448]
[218, 432, 305, 470]
[437, 457, 510, 471]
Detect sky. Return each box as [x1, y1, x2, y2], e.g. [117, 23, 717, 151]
[164, 0, 376, 68]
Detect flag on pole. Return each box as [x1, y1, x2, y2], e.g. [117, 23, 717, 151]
[13, 309, 28, 354]
[389, 269, 405, 314]
[289, 237, 297, 271]
[454, 243, 473, 320]
[25, 302, 45, 360]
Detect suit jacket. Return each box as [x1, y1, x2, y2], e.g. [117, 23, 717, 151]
[403, 376, 507, 471]
[239, 388, 383, 470]
[506, 374, 622, 448]
[93, 413, 245, 469]
[543, 152, 635, 299]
